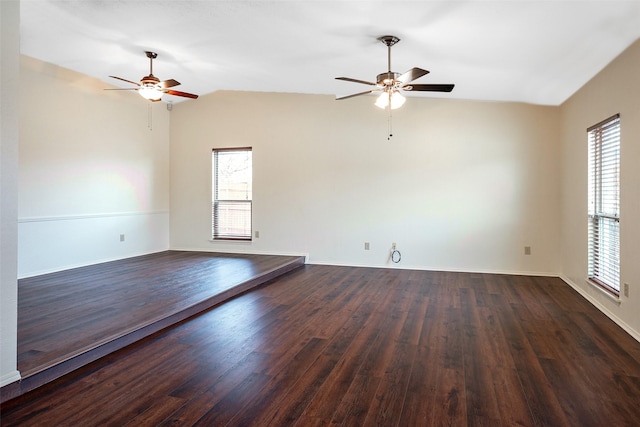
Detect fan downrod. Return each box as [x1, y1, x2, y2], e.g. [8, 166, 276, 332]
[144, 51, 159, 79]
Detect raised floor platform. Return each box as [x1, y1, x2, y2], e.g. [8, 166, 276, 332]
[1, 251, 305, 403]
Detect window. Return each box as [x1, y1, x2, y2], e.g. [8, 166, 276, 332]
[588, 114, 620, 295]
[212, 148, 252, 240]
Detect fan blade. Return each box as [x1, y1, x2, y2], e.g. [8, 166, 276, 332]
[160, 79, 180, 88]
[336, 77, 376, 86]
[103, 88, 139, 91]
[336, 90, 374, 100]
[397, 67, 429, 84]
[405, 84, 455, 92]
[109, 75, 140, 86]
[165, 89, 199, 99]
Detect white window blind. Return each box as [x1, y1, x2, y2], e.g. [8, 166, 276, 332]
[587, 114, 620, 294]
[212, 148, 252, 240]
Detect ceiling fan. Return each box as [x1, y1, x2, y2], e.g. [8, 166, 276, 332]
[336, 35, 454, 110]
[105, 51, 198, 102]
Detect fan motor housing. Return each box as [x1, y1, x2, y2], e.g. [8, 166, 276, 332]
[141, 74, 160, 86]
[377, 72, 400, 86]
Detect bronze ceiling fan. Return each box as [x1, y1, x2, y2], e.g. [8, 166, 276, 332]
[105, 51, 198, 102]
[336, 35, 454, 110]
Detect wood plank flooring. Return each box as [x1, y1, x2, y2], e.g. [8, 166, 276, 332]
[3, 265, 640, 426]
[3, 251, 304, 402]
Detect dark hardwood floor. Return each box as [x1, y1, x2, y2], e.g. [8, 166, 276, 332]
[2, 251, 304, 402]
[3, 265, 640, 426]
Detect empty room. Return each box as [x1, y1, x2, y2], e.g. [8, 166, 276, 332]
[2, 1, 640, 425]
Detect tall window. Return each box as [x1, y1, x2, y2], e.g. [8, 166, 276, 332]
[588, 114, 620, 295]
[212, 148, 252, 240]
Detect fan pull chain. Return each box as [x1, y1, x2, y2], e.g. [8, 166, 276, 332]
[387, 105, 393, 140]
[148, 103, 153, 131]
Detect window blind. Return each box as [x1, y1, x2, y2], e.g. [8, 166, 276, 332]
[212, 148, 252, 240]
[587, 114, 620, 294]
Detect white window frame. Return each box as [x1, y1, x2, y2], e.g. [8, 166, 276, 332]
[212, 147, 253, 241]
[587, 114, 620, 295]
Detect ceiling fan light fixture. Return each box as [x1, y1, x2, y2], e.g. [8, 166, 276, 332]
[139, 84, 162, 101]
[390, 91, 406, 109]
[375, 92, 389, 109]
[375, 90, 405, 110]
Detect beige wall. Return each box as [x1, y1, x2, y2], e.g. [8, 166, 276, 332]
[170, 91, 561, 275]
[560, 39, 640, 340]
[18, 56, 171, 276]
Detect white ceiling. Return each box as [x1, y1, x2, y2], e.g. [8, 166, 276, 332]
[20, 0, 640, 106]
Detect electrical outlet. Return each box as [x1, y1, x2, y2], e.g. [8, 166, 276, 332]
[254, 230, 260, 238]
[524, 246, 531, 255]
[120, 234, 125, 242]
[623, 283, 629, 297]
[364, 242, 370, 250]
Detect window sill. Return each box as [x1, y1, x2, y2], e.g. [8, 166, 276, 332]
[584, 279, 622, 306]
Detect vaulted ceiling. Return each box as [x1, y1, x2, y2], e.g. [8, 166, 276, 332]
[20, 1, 640, 105]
